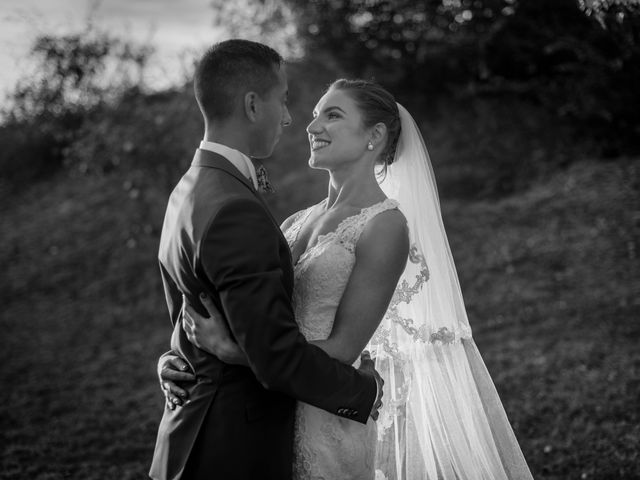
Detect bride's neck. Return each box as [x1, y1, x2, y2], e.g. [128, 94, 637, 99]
[325, 163, 385, 210]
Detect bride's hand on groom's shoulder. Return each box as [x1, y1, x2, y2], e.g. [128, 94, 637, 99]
[182, 293, 248, 366]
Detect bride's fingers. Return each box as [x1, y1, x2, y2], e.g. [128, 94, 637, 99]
[161, 378, 188, 398]
[183, 326, 200, 348]
[183, 303, 198, 325]
[182, 314, 195, 333]
[186, 331, 201, 348]
[160, 364, 195, 383]
[182, 311, 202, 339]
[199, 293, 221, 319]
[162, 381, 186, 407]
[360, 350, 374, 368]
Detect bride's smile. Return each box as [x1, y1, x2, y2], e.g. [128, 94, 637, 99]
[310, 136, 330, 151]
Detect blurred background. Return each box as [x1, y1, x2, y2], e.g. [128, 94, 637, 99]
[0, 0, 638, 478]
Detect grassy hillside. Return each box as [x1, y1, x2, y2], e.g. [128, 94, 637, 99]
[0, 145, 637, 478]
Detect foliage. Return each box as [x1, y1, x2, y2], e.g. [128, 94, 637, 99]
[484, 0, 640, 150]
[209, 0, 304, 59]
[0, 26, 153, 189]
[62, 87, 200, 184]
[4, 27, 152, 122]
[285, 0, 516, 82]
[0, 122, 64, 189]
[579, 0, 640, 20]
[209, 0, 640, 152]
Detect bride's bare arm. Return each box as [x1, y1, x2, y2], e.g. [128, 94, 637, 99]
[182, 295, 249, 365]
[311, 210, 409, 364]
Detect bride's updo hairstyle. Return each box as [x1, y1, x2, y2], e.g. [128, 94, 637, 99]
[329, 79, 401, 166]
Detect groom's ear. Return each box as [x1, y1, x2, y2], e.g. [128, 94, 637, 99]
[244, 91, 259, 123]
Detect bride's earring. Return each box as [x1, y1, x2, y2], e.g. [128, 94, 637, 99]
[367, 142, 374, 151]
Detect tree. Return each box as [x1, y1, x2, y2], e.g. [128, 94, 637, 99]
[5, 27, 153, 122]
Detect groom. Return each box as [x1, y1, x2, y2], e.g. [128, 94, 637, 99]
[149, 40, 384, 480]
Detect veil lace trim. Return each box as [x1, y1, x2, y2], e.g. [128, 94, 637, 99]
[368, 104, 533, 480]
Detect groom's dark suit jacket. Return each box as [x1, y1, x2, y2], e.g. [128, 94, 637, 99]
[149, 149, 377, 480]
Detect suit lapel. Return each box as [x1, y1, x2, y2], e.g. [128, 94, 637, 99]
[192, 149, 287, 246]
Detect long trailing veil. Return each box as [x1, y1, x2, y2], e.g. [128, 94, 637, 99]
[368, 104, 533, 480]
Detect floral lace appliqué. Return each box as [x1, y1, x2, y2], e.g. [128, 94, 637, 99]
[369, 241, 473, 360]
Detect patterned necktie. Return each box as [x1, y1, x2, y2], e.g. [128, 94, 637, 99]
[255, 163, 275, 194]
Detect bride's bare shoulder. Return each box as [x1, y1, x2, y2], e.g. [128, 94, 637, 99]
[357, 207, 409, 265]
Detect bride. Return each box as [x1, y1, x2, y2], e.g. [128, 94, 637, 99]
[165, 79, 533, 479]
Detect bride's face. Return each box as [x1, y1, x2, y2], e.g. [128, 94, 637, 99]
[306, 89, 371, 170]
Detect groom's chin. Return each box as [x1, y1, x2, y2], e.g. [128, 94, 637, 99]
[252, 150, 271, 160]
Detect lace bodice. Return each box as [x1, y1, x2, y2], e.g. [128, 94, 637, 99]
[284, 198, 399, 480]
[284, 198, 400, 342]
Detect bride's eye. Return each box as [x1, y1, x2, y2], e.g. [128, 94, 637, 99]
[327, 112, 340, 119]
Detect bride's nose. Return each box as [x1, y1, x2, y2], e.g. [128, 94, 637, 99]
[306, 117, 321, 135]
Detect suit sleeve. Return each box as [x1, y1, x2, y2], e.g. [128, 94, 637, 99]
[200, 198, 376, 424]
[159, 261, 183, 327]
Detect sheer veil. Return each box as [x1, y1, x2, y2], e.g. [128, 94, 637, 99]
[368, 104, 533, 480]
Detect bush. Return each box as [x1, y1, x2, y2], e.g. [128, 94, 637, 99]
[0, 122, 65, 188]
[485, 0, 640, 151]
[0, 26, 154, 189]
[63, 87, 201, 190]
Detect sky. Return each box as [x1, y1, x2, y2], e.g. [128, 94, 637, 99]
[0, 0, 222, 102]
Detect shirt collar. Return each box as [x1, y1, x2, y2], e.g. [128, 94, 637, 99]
[199, 140, 258, 189]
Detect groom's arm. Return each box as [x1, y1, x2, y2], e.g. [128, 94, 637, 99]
[199, 198, 377, 424]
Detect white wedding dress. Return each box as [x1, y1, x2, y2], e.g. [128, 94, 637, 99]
[284, 198, 400, 480]
[282, 103, 533, 480]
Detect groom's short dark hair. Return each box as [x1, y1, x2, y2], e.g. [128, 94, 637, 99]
[194, 39, 283, 121]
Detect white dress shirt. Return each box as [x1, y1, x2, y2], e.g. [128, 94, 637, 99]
[199, 140, 258, 190]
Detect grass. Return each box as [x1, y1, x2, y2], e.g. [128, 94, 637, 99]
[445, 158, 639, 479]
[0, 152, 637, 479]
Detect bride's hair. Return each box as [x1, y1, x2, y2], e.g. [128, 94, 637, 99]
[328, 79, 401, 166]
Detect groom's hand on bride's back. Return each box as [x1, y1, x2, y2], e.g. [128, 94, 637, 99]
[358, 351, 384, 421]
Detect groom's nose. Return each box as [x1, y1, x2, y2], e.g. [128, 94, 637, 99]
[282, 106, 292, 127]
